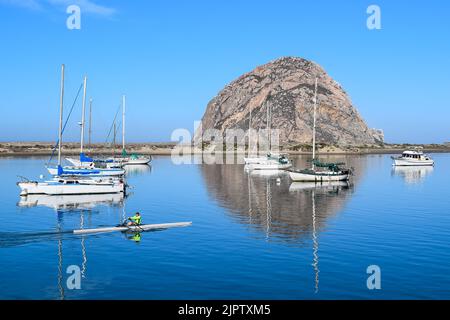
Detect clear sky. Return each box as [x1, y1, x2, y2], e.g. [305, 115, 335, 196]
[0, 0, 449, 144]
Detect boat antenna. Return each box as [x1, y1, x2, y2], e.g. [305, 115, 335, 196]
[312, 78, 318, 170]
[58, 64, 65, 167]
[80, 76, 87, 154]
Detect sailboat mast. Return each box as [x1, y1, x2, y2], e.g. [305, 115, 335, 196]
[88, 98, 92, 150]
[113, 121, 116, 156]
[122, 95, 126, 152]
[312, 78, 318, 169]
[267, 103, 271, 154]
[248, 106, 252, 154]
[80, 76, 87, 154]
[58, 64, 65, 166]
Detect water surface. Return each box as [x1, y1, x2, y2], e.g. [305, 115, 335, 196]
[1, 154, 449, 299]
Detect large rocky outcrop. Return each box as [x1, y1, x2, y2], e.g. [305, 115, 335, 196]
[195, 57, 382, 146]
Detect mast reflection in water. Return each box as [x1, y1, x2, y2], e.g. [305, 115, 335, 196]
[200, 162, 357, 245]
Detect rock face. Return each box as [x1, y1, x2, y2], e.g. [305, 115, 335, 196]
[195, 57, 382, 146]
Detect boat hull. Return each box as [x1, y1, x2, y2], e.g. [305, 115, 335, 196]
[73, 221, 192, 235]
[392, 159, 434, 166]
[47, 166, 125, 177]
[243, 156, 268, 165]
[289, 170, 349, 182]
[18, 180, 125, 196]
[124, 157, 151, 165]
[246, 162, 292, 171]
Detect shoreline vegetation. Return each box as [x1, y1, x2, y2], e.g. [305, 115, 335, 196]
[1, 142, 450, 157]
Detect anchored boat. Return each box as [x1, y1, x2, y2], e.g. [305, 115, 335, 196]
[46, 165, 124, 177]
[289, 160, 350, 182]
[391, 147, 434, 166]
[17, 176, 125, 196]
[288, 78, 350, 182]
[17, 65, 127, 196]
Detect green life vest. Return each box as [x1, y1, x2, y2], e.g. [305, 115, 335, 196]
[130, 215, 142, 225]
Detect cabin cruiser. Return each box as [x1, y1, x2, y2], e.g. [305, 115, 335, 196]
[391, 148, 434, 166]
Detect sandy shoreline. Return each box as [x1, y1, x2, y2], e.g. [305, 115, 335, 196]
[1, 142, 449, 157]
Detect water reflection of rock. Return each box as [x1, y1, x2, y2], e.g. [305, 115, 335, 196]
[391, 166, 434, 184]
[200, 155, 366, 244]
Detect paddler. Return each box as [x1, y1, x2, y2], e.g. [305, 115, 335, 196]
[127, 212, 142, 226]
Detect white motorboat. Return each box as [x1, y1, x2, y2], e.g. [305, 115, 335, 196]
[288, 78, 350, 182]
[391, 148, 434, 166]
[18, 175, 125, 196]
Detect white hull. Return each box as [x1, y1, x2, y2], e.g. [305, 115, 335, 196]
[244, 156, 268, 165]
[18, 179, 125, 196]
[73, 221, 192, 235]
[289, 170, 349, 182]
[124, 157, 151, 165]
[392, 159, 434, 166]
[47, 166, 125, 177]
[246, 162, 292, 171]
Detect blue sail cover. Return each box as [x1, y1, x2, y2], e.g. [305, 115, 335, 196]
[56, 164, 101, 176]
[80, 153, 94, 163]
[80, 152, 115, 163]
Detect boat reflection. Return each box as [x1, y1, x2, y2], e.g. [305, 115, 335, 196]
[391, 165, 434, 184]
[200, 159, 360, 244]
[17, 193, 124, 211]
[124, 164, 152, 177]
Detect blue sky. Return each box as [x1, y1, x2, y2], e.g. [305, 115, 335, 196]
[0, 0, 449, 143]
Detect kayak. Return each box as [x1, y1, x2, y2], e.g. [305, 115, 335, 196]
[73, 222, 192, 235]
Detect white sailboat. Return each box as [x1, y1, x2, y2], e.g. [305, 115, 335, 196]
[17, 65, 126, 196]
[243, 104, 268, 164]
[48, 76, 125, 177]
[288, 78, 350, 182]
[116, 95, 152, 165]
[245, 102, 292, 171]
[66, 98, 123, 168]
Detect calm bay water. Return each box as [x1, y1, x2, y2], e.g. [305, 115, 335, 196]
[1, 154, 449, 299]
